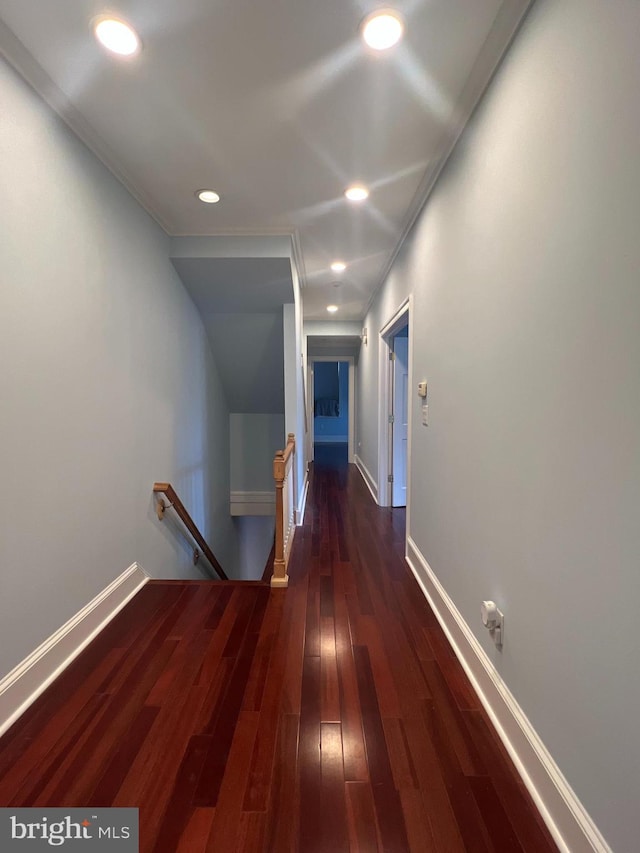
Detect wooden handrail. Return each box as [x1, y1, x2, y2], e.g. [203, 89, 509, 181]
[153, 482, 228, 581]
[280, 436, 295, 466]
[272, 433, 296, 589]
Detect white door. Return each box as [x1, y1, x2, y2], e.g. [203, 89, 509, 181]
[392, 334, 409, 506]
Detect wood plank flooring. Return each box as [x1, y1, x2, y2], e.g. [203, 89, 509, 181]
[0, 453, 558, 851]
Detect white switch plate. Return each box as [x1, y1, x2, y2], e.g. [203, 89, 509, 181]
[422, 404, 428, 426]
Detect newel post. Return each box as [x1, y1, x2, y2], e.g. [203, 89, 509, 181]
[271, 434, 295, 589]
[271, 449, 288, 588]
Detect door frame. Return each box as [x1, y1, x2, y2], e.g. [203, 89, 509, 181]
[378, 296, 413, 510]
[307, 356, 356, 463]
[391, 333, 409, 507]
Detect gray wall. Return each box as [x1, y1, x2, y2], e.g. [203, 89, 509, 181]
[228, 412, 281, 582]
[305, 321, 361, 360]
[357, 1, 640, 849]
[202, 313, 285, 413]
[230, 413, 285, 491]
[0, 58, 241, 676]
[284, 283, 308, 516]
[233, 516, 275, 581]
[304, 321, 362, 337]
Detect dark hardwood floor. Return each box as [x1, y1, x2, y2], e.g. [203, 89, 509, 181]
[0, 453, 557, 852]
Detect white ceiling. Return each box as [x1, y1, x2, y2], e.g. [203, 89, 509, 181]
[0, 0, 530, 321]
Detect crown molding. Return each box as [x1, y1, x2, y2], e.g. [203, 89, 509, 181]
[1, 2, 533, 321]
[0, 19, 175, 234]
[169, 225, 296, 238]
[362, 0, 536, 320]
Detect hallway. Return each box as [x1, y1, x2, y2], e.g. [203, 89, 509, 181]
[0, 457, 556, 852]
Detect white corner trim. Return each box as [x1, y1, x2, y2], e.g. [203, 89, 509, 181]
[354, 454, 378, 505]
[405, 537, 612, 853]
[0, 562, 149, 738]
[296, 470, 309, 526]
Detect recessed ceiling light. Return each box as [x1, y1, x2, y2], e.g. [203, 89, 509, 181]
[361, 9, 404, 51]
[94, 18, 141, 56]
[345, 185, 369, 202]
[327, 305, 339, 313]
[197, 189, 221, 204]
[330, 261, 346, 273]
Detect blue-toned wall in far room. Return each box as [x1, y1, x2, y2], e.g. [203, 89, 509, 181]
[314, 361, 348, 443]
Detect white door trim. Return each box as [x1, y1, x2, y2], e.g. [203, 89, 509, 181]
[308, 356, 356, 463]
[378, 296, 413, 512]
[392, 334, 409, 507]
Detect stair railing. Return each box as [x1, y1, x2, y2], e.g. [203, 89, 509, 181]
[271, 433, 296, 588]
[153, 482, 228, 581]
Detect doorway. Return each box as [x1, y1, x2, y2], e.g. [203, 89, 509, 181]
[391, 326, 409, 507]
[378, 297, 412, 509]
[308, 357, 355, 464]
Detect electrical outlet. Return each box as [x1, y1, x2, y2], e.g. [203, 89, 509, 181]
[481, 600, 504, 648]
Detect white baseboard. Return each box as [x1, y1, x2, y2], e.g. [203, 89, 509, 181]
[230, 490, 276, 516]
[354, 454, 378, 504]
[296, 470, 309, 526]
[0, 562, 149, 738]
[405, 537, 611, 853]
